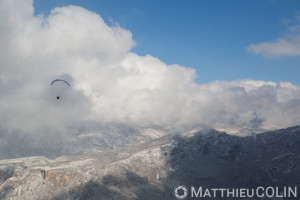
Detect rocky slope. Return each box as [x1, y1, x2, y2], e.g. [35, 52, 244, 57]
[0, 126, 299, 199]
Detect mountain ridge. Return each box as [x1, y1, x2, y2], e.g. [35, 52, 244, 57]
[0, 126, 299, 199]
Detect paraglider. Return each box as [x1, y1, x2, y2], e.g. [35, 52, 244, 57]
[51, 79, 70, 100]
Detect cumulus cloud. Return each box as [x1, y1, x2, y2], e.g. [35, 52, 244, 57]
[248, 17, 300, 58]
[1, 0, 300, 141]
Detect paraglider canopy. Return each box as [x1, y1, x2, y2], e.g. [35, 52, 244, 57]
[51, 79, 70, 88]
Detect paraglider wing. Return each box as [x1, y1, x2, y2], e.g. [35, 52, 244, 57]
[51, 79, 70, 87]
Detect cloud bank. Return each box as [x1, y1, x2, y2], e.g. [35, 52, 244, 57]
[1, 0, 300, 139]
[248, 17, 300, 58]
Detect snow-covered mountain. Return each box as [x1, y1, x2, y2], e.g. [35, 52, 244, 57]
[0, 126, 299, 199]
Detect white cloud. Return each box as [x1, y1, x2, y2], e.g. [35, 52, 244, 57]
[248, 17, 300, 58]
[0, 0, 300, 139]
[248, 37, 300, 58]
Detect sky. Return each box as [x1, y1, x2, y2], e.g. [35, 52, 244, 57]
[32, 0, 300, 85]
[0, 0, 300, 145]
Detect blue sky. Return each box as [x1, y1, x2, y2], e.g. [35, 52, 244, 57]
[33, 0, 300, 85]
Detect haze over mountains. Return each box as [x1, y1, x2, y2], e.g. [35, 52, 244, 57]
[0, 123, 169, 160]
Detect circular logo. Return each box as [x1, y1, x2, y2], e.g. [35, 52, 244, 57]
[174, 185, 188, 199]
